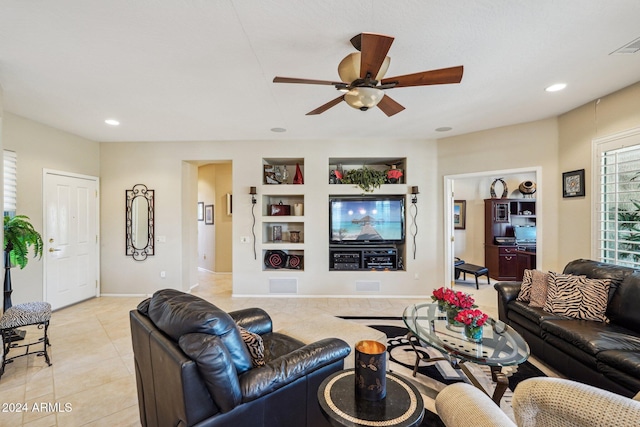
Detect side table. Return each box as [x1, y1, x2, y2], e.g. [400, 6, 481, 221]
[318, 369, 424, 427]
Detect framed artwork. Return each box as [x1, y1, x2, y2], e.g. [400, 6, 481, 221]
[454, 200, 466, 230]
[563, 169, 585, 198]
[197, 202, 204, 221]
[205, 204, 214, 225]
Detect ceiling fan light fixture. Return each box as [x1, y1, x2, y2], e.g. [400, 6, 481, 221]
[344, 87, 385, 110]
[338, 52, 391, 82]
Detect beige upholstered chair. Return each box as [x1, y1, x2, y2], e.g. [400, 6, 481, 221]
[435, 377, 640, 427]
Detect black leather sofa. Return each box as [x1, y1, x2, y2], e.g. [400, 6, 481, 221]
[130, 289, 351, 427]
[495, 259, 640, 397]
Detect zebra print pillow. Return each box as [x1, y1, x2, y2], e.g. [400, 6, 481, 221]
[239, 326, 266, 367]
[544, 273, 611, 322]
[516, 269, 534, 302]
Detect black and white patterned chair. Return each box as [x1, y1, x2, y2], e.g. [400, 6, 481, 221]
[0, 301, 52, 378]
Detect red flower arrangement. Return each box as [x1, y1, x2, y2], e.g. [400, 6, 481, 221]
[455, 309, 489, 328]
[431, 287, 476, 309]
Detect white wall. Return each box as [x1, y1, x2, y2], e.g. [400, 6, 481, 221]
[438, 118, 560, 273]
[100, 139, 438, 297]
[2, 113, 100, 304]
[558, 81, 640, 267]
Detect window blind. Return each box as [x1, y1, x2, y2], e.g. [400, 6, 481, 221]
[596, 142, 640, 267]
[3, 150, 17, 213]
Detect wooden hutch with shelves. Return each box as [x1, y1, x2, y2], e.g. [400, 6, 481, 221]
[484, 198, 536, 281]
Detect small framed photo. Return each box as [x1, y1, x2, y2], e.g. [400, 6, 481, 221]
[197, 202, 204, 221]
[226, 193, 233, 216]
[205, 204, 214, 225]
[454, 200, 466, 230]
[563, 169, 585, 198]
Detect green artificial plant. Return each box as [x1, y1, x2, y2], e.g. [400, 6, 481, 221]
[341, 166, 387, 193]
[4, 215, 44, 269]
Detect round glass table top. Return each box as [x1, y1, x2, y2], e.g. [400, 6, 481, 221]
[402, 303, 530, 366]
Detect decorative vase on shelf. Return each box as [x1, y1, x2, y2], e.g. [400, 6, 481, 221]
[446, 307, 463, 328]
[293, 163, 304, 184]
[464, 325, 483, 343]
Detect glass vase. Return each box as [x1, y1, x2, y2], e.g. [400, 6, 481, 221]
[464, 325, 483, 343]
[446, 307, 463, 328]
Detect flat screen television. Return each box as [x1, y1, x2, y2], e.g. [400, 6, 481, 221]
[329, 195, 405, 244]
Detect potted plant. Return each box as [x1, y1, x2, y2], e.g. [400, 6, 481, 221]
[4, 215, 44, 311]
[341, 166, 386, 192]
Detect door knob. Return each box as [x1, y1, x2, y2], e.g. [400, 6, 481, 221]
[49, 248, 62, 252]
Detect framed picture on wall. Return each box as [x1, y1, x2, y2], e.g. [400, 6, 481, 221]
[205, 204, 214, 225]
[562, 169, 585, 198]
[197, 202, 204, 221]
[454, 200, 466, 230]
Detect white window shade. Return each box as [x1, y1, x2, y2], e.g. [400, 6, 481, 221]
[4, 150, 17, 213]
[594, 131, 640, 267]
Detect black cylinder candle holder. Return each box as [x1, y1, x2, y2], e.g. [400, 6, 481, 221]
[354, 340, 387, 401]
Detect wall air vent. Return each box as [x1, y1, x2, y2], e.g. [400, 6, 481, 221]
[269, 277, 298, 294]
[355, 280, 381, 292]
[610, 36, 640, 55]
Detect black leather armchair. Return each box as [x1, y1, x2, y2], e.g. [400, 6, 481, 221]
[130, 289, 351, 427]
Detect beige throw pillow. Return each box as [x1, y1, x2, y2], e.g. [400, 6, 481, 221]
[528, 270, 550, 308]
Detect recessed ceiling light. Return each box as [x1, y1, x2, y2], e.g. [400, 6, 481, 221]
[435, 127, 453, 132]
[545, 83, 567, 92]
[105, 119, 120, 126]
[270, 127, 286, 133]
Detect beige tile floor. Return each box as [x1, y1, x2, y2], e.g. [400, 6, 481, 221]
[0, 271, 499, 426]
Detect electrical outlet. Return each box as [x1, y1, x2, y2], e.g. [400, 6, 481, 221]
[240, 236, 250, 243]
[160, 271, 166, 278]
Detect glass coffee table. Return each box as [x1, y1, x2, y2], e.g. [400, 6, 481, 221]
[402, 303, 530, 404]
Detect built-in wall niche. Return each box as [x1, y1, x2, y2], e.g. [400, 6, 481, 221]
[262, 222, 304, 244]
[262, 158, 304, 185]
[261, 195, 304, 217]
[328, 157, 406, 185]
[262, 249, 304, 271]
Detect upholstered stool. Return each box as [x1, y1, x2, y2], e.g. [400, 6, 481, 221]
[0, 301, 52, 378]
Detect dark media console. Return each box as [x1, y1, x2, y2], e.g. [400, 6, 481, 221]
[329, 246, 398, 271]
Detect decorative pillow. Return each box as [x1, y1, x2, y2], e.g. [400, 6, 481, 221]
[528, 270, 550, 308]
[516, 269, 534, 302]
[544, 274, 611, 322]
[239, 326, 265, 367]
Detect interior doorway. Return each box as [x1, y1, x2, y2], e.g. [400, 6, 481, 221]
[443, 167, 542, 287]
[197, 162, 233, 273]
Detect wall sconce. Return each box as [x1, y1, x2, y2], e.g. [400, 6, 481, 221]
[250, 187, 257, 259]
[411, 186, 419, 204]
[410, 186, 419, 259]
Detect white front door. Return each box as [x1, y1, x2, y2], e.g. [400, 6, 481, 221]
[44, 171, 99, 310]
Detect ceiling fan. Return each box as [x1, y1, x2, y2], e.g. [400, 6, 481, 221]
[273, 32, 464, 117]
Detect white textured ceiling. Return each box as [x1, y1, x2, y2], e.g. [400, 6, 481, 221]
[1, 0, 639, 142]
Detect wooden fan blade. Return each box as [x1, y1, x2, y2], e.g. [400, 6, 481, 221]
[377, 95, 405, 117]
[350, 33, 362, 51]
[381, 65, 464, 88]
[273, 76, 347, 86]
[306, 96, 344, 115]
[359, 33, 394, 80]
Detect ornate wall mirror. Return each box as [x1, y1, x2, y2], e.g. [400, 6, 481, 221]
[126, 184, 155, 261]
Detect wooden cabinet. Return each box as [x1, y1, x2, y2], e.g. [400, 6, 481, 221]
[484, 199, 536, 281]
